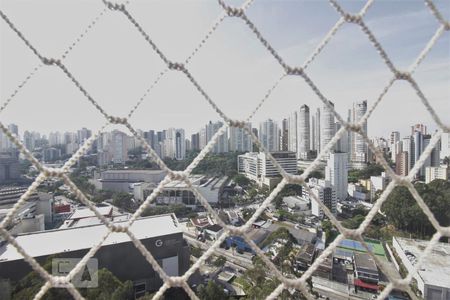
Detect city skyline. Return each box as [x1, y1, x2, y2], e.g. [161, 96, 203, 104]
[0, 0, 448, 138]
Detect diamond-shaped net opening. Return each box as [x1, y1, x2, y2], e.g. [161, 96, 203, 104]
[0, 0, 449, 299]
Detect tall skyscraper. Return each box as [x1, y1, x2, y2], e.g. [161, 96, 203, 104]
[325, 152, 348, 201]
[173, 129, 186, 160]
[259, 119, 279, 152]
[298, 104, 310, 159]
[421, 135, 440, 176]
[77, 127, 92, 144]
[144, 130, 156, 149]
[402, 136, 414, 172]
[321, 101, 335, 157]
[315, 108, 321, 153]
[191, 133, 200, 151]
[396, 152, 409, 176]
[390, 131, 401, 163]
[311, 115, 316, 151]
[352, 100, 368, 163]
[111, 130, 128, 164]
[281, 118, 289, 151]
[411, 124, 427, 135]
[23, 131, 35, 151]
[335, 122, 349, 153]
[199, 128, 207, 150]
[413, 130, 423, 169]
[440, 133, 450, 160]
[229, 123, 252, 152]
[288, 111, 297, 152]
[206, 121, 228, 153]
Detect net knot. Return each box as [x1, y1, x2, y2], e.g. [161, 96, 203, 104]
[168, 62, 185, 71]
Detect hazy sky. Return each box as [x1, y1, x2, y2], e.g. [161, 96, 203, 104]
[0, 0, 449, 139]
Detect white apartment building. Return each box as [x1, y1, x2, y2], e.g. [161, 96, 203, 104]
[370, 172, 390, 201]
[352, 100, 368, 163]
[238, 151, 297, 188]
[325, 152, 348, 201]
[304, 178, 337, 218]
[229, 123, 252, 152]
[259, 119, 279, 152]
[321, 101, 335, 158]
[425, 165, 449, 184]
[206, 121, 228, 153]
[440, 132, 450, 160]
[298, 104, 311, 159]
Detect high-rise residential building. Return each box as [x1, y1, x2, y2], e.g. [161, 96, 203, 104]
[206, 121, 228, 153]
[191, 133, 200, 151]
[421, 135, 440, 176]
[173, 129, 186, 160]
[411, 124, 427, 135]
[156, 131, 165, 144]
[298, 104, 310, 159]
[413, 131, 423, 175]
[185, 139, 191, 152]
[251, 127, 258, 138]
[395, 151, 409, 176]
[315, 108, 321, 153]
[425, 165, 449, 184]
[229, 123, 252, 152]
[238, 151, 297, 188]
[321, 101, 335, 157]
[259, 119, 279, 152]
[77, 127, 92, 144]
[144, 130, 156, 149]
[346, 109, 352, 162]
[111, 130, 128, 164]
[199, 128, 207, 150]
[48, 132, 63, 146]
[352, 100, 368, 163]
[390, 131, 401, 162]
[5, 124, 19, 150]
[304, 178, 337, 218]
[288, 111, 297, 153]
[440, 132, 450, 160]
[281, 118, 289, 151]
[23, 131, 35, 151]
[311, 115, 316, 151]
[335, 122, 349, 153]
[325, 152, 348, 201]
[402, 136, 414, 172]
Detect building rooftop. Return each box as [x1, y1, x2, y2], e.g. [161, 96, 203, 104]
[394, 237, 450, 289]
[354, 252, 378, 272]
[0, 214, 181, 262]
[205, 224, 223, 233]
[69, 206, 113, 220]
[247, 228, 269, 245]
[337, 238, 387, 259]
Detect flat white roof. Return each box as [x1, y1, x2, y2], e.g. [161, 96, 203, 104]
[69, 206, 112, 220]
[0, 214, 181, 262]
[395, 237, 450, 289]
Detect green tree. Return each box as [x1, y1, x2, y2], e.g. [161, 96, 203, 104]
[213, 256, 226, 268]
[112, 192, 134, 211]
[233, 174, 250, 187]
[85, 269, 133, 300]
[382, 180, 450, 238]
[197, 281, 229, 300]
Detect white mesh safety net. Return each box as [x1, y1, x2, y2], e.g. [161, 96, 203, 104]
[0, 0, 449, 299]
